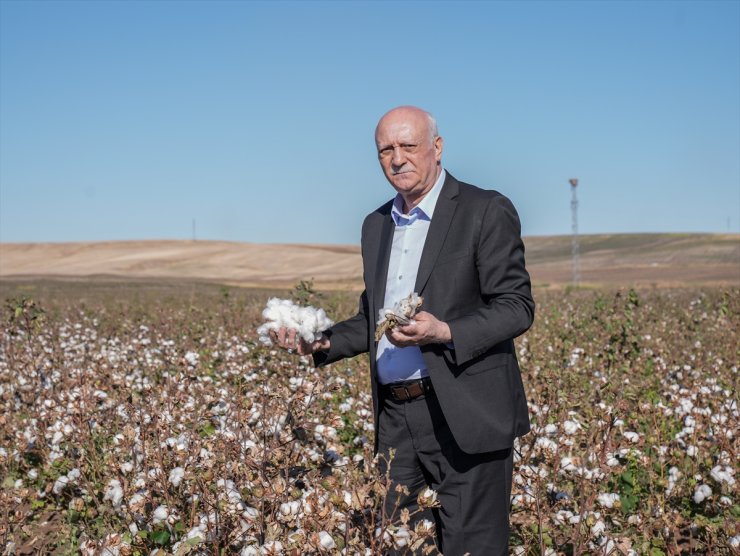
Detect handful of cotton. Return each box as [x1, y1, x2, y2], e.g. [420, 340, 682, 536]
[257, 298, 334, 346]
[375, 292, 423, 341]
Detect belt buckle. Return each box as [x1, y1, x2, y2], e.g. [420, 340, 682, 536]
[393, 385, 409, 401]
[387, 379, 430, 402]
[389, 384, 409, 401]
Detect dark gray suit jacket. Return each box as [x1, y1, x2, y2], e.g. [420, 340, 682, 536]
[315, 172, 534, 454]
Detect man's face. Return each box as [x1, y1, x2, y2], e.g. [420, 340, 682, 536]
[375, 108, 443, 209]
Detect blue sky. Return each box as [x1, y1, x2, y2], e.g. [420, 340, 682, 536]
[1, 0, 738, 244]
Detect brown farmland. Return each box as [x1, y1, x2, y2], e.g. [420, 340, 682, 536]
[0, 233, 738, 289]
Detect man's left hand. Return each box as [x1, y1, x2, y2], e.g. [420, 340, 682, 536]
[386, 311, 452, 347]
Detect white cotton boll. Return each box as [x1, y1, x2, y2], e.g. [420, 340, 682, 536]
[169, 467, 185, 487]
[104, 479, 124, 508]
[597, 493, 620, 508]
[600, 539, 617, 553]
[279, 501, 300, 516]
[319, 531, 336, 550]
[184, 524, 206, 543]
[534, 437, 558, 454]
[128, 493, 147, 513]
[560, 457, 577, 472]
[53, 475, 70, 495]
[563, 420, 581, 435]
[152, 505, 169, 524]
[729, 534, 740, 548]
[260, 541, 283, 554]
[419, 488, 438, 505]
[693, 484, 712, 503]
[623, 431, 640, 443]
[257, 298, 334, 345]
[590, 519, 606, 537]
[554, 510, 574, 525]
[392, 527, 411, 548]
[184, 351, 199, 366]
[418, 519, 434, 533]
[710, 465, 736, 486]
[544, 423, 558, 436]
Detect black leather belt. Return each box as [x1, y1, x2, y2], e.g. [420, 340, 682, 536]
[381, 377, 434, 402]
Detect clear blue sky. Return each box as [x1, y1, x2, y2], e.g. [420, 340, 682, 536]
[1, 0, 738, 244]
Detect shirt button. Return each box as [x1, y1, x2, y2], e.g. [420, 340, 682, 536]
[404, 249, 408, 253]
[398, 275, 403, 280]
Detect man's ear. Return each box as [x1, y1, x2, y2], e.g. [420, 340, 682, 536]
[434, 135, 444, 162]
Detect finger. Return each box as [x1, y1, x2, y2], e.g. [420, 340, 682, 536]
[387, 330, 414, 347]
[396, 322, 417, 334]
[287, 328, 297, 347]
[277, 326, 288, 345]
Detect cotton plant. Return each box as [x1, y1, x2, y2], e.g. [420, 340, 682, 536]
[375, 292, 424, 341]
[4, 286, 738, 553]
[257, 298, 334, 346]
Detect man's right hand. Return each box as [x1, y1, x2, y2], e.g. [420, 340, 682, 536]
[269, 327, 330, 356]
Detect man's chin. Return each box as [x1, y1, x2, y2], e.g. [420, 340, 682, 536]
[390, 175, 417, 190]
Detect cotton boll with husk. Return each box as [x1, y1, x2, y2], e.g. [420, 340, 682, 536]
[375, 292, 423, 341]
[257, 298, 334, 345]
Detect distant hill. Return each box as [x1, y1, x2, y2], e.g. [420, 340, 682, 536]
[524, 233, 739, 287]
[0, 234, 737, 289]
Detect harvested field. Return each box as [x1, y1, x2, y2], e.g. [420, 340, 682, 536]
[1, 233, 738, 289]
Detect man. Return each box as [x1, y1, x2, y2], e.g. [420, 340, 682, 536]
[273, 106, 534, 555]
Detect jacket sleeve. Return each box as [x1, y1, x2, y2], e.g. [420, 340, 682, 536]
[446, 194, 535, 365]
[312, 289, 371, 367]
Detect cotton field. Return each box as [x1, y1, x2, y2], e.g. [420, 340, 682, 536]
[0, 282, 737, 555]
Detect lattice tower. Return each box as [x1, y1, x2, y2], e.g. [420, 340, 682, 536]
[569, 178, 580, 285]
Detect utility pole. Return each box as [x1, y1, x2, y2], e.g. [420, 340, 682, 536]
[569, 178, 580, 285]
[192, 218, 196, 241]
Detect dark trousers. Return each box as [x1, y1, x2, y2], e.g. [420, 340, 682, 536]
[377, 389, 513, 556]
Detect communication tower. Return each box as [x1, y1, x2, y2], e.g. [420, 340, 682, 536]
[569, 179, 580, 285]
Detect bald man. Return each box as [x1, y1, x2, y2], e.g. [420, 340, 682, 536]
[274, 106, 534, 555]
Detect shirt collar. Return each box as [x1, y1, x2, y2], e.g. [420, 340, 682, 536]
[391, 169, 446, 226]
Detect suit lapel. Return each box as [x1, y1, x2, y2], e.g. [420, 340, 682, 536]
[372, 210, 395, 316]
[414, 174, 459, 294]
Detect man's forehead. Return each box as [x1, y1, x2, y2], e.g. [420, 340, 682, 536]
[376, 120, 426, 144]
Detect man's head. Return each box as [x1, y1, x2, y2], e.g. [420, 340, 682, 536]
[375, 106, 444, 211]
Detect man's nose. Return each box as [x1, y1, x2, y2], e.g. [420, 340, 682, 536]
[391, 147, 406, 167]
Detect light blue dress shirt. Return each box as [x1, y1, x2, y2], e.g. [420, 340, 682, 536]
[376, 169, 447, 385]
